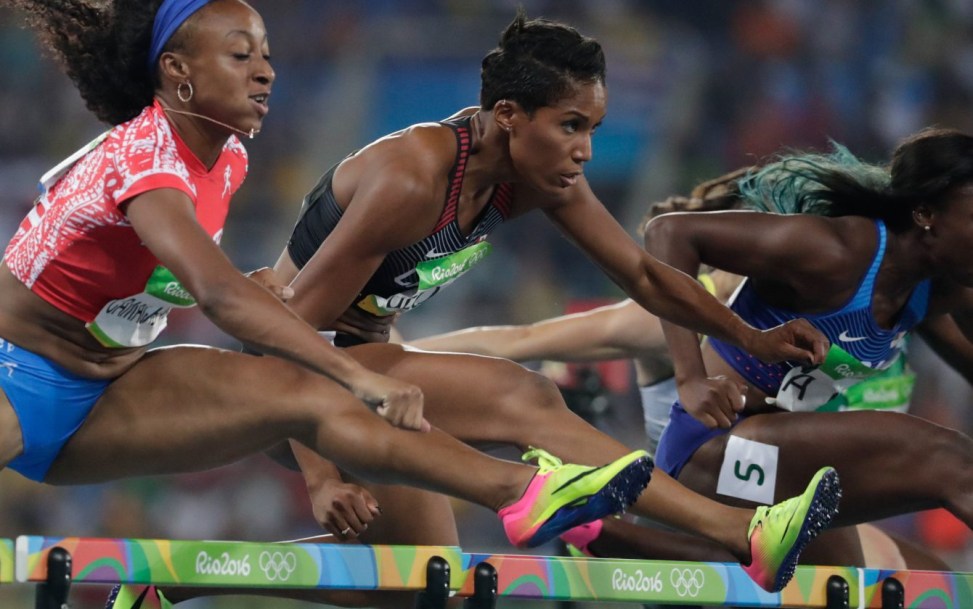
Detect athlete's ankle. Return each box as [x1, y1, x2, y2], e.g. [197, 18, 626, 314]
[495, 466, 537, 513]
[729, 509, 756, 563]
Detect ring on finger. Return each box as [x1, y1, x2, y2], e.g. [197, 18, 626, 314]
[340, 526, 353, 535]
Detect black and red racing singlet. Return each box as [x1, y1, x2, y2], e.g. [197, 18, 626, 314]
[287, 115, 512, 316]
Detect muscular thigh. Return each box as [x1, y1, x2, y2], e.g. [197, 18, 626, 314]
[47, 346, 349, 484]
[678, 411, 942, 518]
[680, 432, 878, 568]
[676, 413, 830, 507]
[346, 343, 550, 444]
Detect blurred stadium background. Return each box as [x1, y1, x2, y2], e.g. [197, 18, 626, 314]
[3, 1, 973, 607]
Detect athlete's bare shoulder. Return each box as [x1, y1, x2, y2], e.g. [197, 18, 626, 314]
[828, 214, 881, 239]
[347, 120, 459, 182]
[330, 117, 471, 239]
[829, 215, 892, 266]
[333, 120, 460, 205]
[766, 215, 877, 291]
[783, 214, 877, 262]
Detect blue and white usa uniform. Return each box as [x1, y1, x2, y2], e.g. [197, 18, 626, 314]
[656, 219, 930, 478]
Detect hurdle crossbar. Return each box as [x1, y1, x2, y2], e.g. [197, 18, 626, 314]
[16, 536, 973, 607]
[455, 551, 859, 607]
[16, 536, 463, 591]
[0, 538, 13, 584]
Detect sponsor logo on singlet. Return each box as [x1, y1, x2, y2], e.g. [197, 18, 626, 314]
[86, 265, 196, 348]
[357, 241, 492, 316]
[838, 330, 868, 342]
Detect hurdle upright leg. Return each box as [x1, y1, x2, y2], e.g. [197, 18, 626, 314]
[463, 562, 497, 609]
[825, 574, 849, 609]
[415, 555, 451, 609]
[35, 546, 72, 609]
[881, 577, 904, 609]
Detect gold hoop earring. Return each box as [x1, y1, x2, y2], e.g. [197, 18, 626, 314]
[177, 81, 194, 103]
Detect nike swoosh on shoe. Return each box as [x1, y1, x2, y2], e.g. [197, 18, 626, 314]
[780, 509, 797, 542]
[553, 465, 606, 494]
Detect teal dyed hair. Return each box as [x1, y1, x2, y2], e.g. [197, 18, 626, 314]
[738, 142, 891, 217]
[733, 129, 973, 229]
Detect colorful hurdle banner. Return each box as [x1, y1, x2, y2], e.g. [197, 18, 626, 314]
[15, 536, 464, 591]
[14, 535, 973, 608]
[455, 551, 858, 606]
[0, 538, 13, 584]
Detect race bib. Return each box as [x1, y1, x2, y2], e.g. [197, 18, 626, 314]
[773, 345, 893, 412]
[86, 265, 196, 348]
[717, 435, 778, 504]
[357, 241, 491, 316]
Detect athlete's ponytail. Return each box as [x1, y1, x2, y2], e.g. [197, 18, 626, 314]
[737, 143, 893, 221]
[737, 129, 973, 229]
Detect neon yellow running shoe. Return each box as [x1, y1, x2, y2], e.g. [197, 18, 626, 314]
[564, 542, 588, 558]
[499, 447, 652, 549]
[104, 584, 172, 609]
[743, 466, 841, 592]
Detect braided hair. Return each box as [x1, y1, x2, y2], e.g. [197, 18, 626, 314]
[480, 9, 605, 115]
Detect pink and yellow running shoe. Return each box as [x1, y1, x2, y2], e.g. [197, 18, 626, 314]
[104, 584, 172, 609]
[560, 518, 604, 557]
[743, 466, 842, 592]
[499, 447, 652, 548]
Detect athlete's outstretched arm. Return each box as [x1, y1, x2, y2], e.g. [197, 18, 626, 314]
[642, 210, 843, 427]
[411, 299, 665, 362]
[124, 188, 427, 431]
[535, 181, 828, 368]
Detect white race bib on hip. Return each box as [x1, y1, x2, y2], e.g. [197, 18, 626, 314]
[717, 435, 778, 504]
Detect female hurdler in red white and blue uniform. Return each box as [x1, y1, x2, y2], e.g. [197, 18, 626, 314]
[2, 100, 246, 480]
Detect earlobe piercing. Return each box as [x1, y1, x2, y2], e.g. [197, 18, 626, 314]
[177, 81, 194, 103]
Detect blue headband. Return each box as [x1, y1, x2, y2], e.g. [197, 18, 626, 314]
[147, 0, 212, 70]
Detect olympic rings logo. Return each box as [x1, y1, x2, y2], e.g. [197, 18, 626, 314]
[259, 551, 298, 582]
[669, 568, 705, 597]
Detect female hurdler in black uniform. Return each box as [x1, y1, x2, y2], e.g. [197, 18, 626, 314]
[271, 10, 838, 596]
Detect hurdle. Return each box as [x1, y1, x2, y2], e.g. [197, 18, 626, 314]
[0, 538, 13, 585]
[13, 535, 973, 608]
